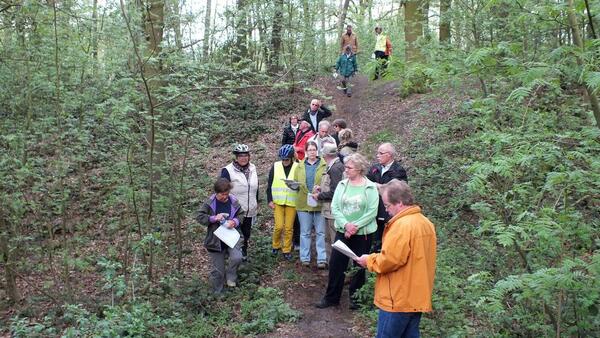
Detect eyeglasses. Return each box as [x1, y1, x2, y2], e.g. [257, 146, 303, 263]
[383, 202, 391, 209]
[311, 103, 319, 106]
[377, 151, 390, 156]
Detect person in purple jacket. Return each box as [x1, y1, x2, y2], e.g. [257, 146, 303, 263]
[196, 178, 244, 294]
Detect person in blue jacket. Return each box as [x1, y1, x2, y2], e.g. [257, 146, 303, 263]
[336, 45, 358, 97]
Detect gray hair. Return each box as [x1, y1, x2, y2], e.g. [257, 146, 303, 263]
[344, 153, 370, 176]
[380, 142, 396, 157]
[318, 120, 331, 131]
[382, 179, 415, 206]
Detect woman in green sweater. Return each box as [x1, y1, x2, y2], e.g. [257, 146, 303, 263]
[316, 153, 378, 310]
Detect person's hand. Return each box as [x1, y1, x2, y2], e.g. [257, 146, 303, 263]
[355, 254, 369, 268]
[310, 192, 319, 201]
[215, 213, 225, 222]
[268, 201, 275, 209]
[344, 223, 358, 238]
[225, 220, 235, 229]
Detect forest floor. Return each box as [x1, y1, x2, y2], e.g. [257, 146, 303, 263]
[248, 74, 463, 337]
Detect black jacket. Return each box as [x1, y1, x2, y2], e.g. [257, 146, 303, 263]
[281, 124, 298, 145]
[366, 160, 408, 221]
[302, 105, 332, 132]
[316, 158, 345, 202]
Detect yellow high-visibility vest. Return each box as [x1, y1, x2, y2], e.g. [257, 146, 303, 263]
[375, 34, 388, 52]
[271, 161, 298, 206]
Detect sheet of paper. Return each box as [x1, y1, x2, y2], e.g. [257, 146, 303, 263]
[214, 225, 241, 249]
[332, 240, 358, 260]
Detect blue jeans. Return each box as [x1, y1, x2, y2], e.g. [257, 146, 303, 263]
[297, 211, 327, 263]
[376, 310, 422, 338]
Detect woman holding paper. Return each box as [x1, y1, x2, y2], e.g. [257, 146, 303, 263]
[315, 153, 378, 310]
[294, 141, 328, 268]
[196, 178, 243, 294]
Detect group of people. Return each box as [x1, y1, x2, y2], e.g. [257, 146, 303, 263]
[196, 96, 437, 337]
[335, 24, 393, 97]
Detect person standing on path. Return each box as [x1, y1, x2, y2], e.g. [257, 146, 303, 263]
[356, 180, 437, 338]
[266, 145, 298, 260]
[196, 178, 244, 293]
[373, 25, 392, 80]
[336, 45, 358, 97]
[281, 114, 300, 146]
[293, 119, 316, 161]
[302, 99, 332, 133]
[340, 24, 359, 54]
[294, 141, 328, 268]
[315, 153, 378, 310]
[311, 143, 345, 255]
[308, 120, 337, 156]
[220, 144, 259, 261]
[366, 143, 408, 252]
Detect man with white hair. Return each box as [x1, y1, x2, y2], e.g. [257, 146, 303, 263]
[302, 98, 332, 133]
[308, 120, 337, 156]
[367, 143, 407, 252]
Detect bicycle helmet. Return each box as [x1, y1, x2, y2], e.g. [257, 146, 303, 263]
[278, 144, 295, 159]
[232, 143, 250, 154]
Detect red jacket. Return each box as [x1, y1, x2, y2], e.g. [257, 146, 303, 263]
[293, 129, 315, 160]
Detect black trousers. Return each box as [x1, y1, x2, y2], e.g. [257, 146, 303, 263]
[374, 51, 389, 79]
[241, 216, 253, 256]
[292, 214, 300, 246]
[372, 219, 387, 252]
[323, 232, 373, 304]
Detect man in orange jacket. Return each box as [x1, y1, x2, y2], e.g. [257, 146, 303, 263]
[356, 180, 436, 338]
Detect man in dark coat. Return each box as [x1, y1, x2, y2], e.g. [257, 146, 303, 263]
[302, 99, 332, 133]
[366, 143, 408, 252]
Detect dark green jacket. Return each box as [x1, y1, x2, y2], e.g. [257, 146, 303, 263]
[336, 53, 358, 77]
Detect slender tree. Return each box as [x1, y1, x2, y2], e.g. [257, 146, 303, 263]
[439, 0, 451, 42]
[404, 0, 425, 62]
[203, 0, 212, 58]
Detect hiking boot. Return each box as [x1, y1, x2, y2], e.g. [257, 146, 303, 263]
[226, 280, 236, 288]
[315, 299, 339, 309]
[283, 253, 292, 260]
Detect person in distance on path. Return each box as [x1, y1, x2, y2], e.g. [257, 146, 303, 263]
[356, 180, 436, 338]
[373, 25, 392, 80]
[340, 24, 359, 55]
[336, 45, 358, 97]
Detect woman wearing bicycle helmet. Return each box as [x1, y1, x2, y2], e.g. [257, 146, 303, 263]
[221, 143, 259, 260]
[266, 144, 298, 260]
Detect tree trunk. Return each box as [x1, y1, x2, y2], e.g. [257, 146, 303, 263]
[0, 214, 20, 304]
[439, 0, 451, 42]
[567, 0, 600, 128]
[234, 0, 248, 63]
[270, 0, 283, 73]
[337, 0, 350, 39]
[404, 0, 424, 62]
[203, 0, 212, 58]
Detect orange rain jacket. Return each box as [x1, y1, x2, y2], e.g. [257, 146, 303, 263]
[366, 205, 437, 312]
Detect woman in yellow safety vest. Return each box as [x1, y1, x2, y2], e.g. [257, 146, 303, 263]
[266, 144, 298, 260]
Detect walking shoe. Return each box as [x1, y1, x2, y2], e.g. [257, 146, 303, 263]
[283, 253, 292, 260]
[301, 261, 310, 267]
[272, 248, 280, 255]
[315, 298, 339, 309]
[347, 92, 352, 97]
[317, 262, 328, 270]
[226, 280, 236, 287]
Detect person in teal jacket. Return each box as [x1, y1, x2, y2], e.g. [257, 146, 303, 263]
[336, 45, 358, 97]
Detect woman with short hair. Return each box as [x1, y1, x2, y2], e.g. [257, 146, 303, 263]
[316, 153, 378, 310]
